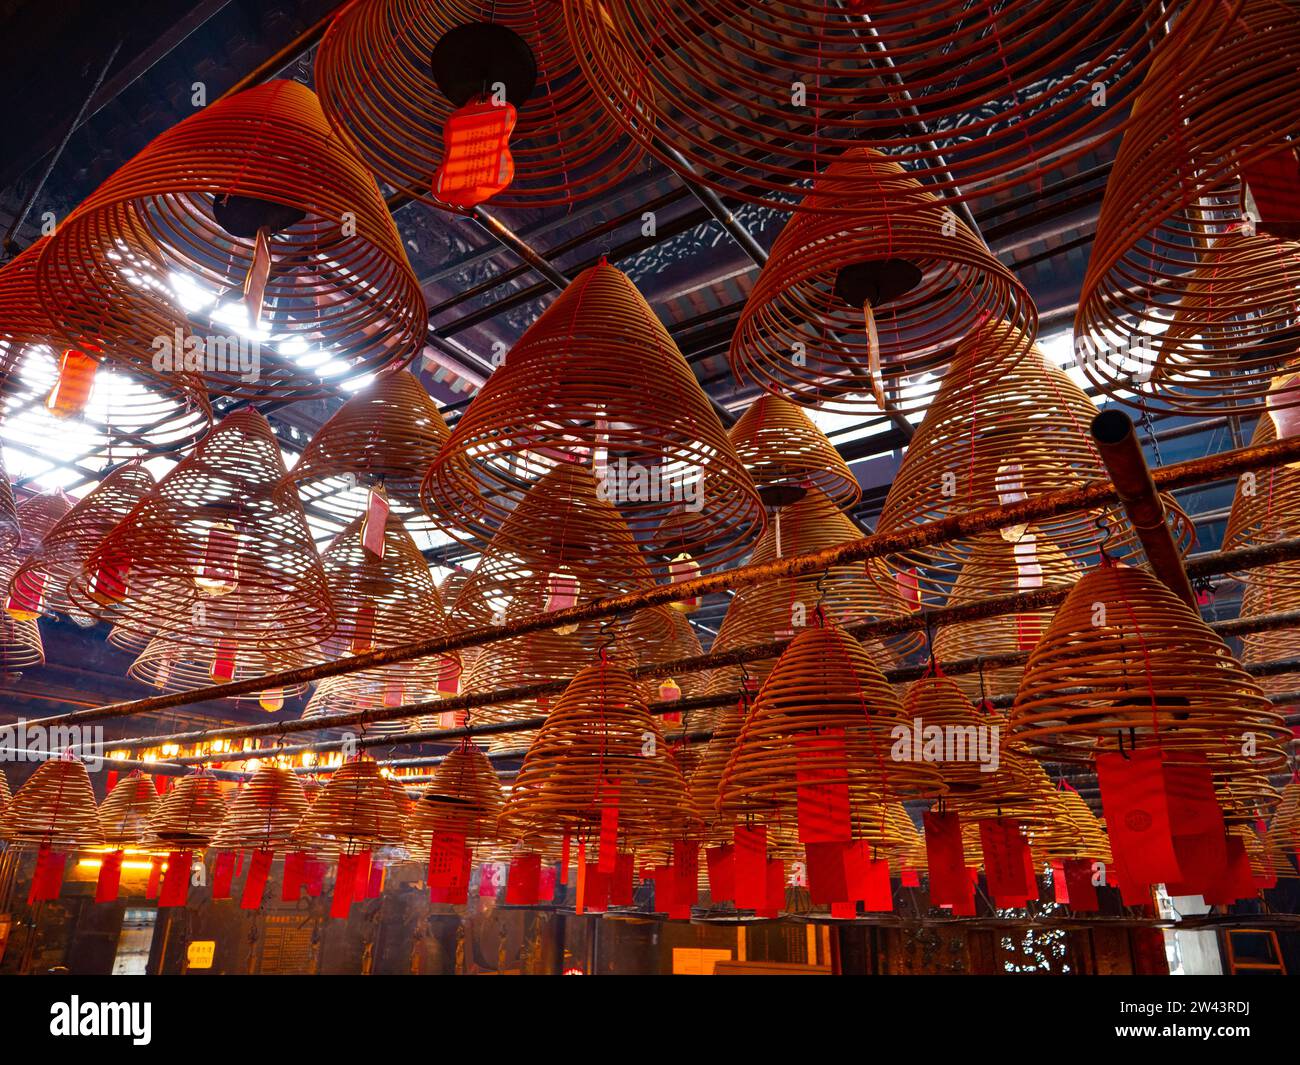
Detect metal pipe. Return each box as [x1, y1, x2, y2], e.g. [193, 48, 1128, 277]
[31, 430, 1300, 731]
[1091, 409, 1198, 608]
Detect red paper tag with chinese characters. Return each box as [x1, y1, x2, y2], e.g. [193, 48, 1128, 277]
[433, 99, 518, 210]
[241, 849, 275, 910]
[96, 850, 125, 903]
[159, 850, 192, 908]
[212, 851, 237, 900]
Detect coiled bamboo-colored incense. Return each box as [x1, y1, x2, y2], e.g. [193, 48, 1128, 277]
[0, 757, 102, 848]
[98, 772, 159, 848]
[145, 774, 228, 849]
[729, 150, 1035, 416]
[407, 741, 505, 853]
[1224, 416, 1300, 554]
[294, 757, 410, 859]
[36, 80, 424, 401]
[211, 762, 309, 851]
[316, 0, 640, 210]
[425, 260, 765, 572]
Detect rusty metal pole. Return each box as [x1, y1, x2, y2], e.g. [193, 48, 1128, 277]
[1091, 409, 1199, 608]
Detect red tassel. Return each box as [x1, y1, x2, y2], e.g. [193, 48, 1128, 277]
[158, 850, 192, 908]
[240, 849, 274, 910]
[28, 846, 67, 904]
[212, 851, 237, 900]
[95, 850, 125, 903]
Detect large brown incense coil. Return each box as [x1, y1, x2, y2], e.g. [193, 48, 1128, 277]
[932, 529, 1082, 700]
[1077, 0, 1300, 416]
[705, 487, 919, 703]
[563, 0, 1175, 214]
[0, 238, 212, 457]
[9, 461, 155, 621]
[424, 260, 765, 572]
[407, 741, 505, 851]
[0, 552, 44, 673]
[98, 772, 160, 848]
[0, 757, 102, 848]
[1223, 415, 1300, 553]
[67, 409, 335, 655]
[145, 774, 228, 849]
[687, 695, 748, 836]
[1010, 562, 1290, 776]
[942, 749, 1058, 832]
[210, 762, 310, 851]
[128, 622, 309, 704]
[282, 369, 452, 532]
[1269, 779, 1300, 858]
[728, 394, 861, 511]
[718, 623, 945, 821]
[729, 151, 1036, 416]
[14, 490, 75, 555]
[1232, 822, 1298, 881]
[36, 80, 425, 401]
[294, 758, 410, 858]
[628, 606, 709, 710]
[499, 659, 697, 846]
[1236, 558, 1300, 695]
[0, 450, 18, 554]
[310, 509, 459, 727]
[315, 0, 640, 210]
[899, 672, 1007, 793]
[875, 320, 1193, 602]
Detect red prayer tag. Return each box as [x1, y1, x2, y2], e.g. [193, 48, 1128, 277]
[1063, 858, 1100, 912]
[433, 99, 518, 210]
[211, 639, 237, 683]
[611, 852, 636, 906]
[795, 728, 852, 844]
[46, 347, 98, 416]
[900, 867, 921, 889]
[350, 602, 377, 655]
[979, 819, 1033, 900]
[89, 548, 131, 607]
[505, 853, 542, 905]
[96, 850, 125, 904]
[281, 851, 306, 902]
[598, 783, 620, 875]
[894, 567, 921, 610]
[159, 850, 192, 908]
[360, 487, 389, 558]
[706, 845, 735, 903]
[146, 855, 164, 898]
[1096, 748, 1183, 888]
[240, 849, 275, 910]
[1243, 148, 1300, 238]
[5, 569, 46, 621]
[804, 840, 851, 904]
[923, 811, 969, 908]
[582, 863, 610, 913]
[28, 846, 67, 904]
[733, 826, 768, 910]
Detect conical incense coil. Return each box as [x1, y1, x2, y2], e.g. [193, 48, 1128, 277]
[1010, 562, 1290, 772]
[628, 606, 710, 710]
[563, 0, 1171, 213]
[9, 461, 155, 620]
[98, 772, 159, 848]
[499, 659, 697, 845]
[210, 762, 309, 851]
[899, 672, 1007, 793]
[300, 673, 436, 736]
[0, 448, 20, 554]
[728, 394, 860, 511]
[315, 0, 640, 210]
[718, 623, 945, 821]
[0, 553, 44, 673]
[1231, 822, 1297, 881]
[145, 774, 228, 849]
[1236, 558, 1300, 695]
[36, 79, 425, 401]
[0, 757, 103, 848]
[931, 529, 1082, 700]
[0, 238, 211, 457]
[282, 369, 452, 532]
[0, 768, 11, 813]
[875, 319, 1191, 602]
[1077, 0, 1300, 417]
[941, 750, 1058, 832]
[1268, 780, 1300, 858]
[67, 409, 335, 653]
[705, 488, 919, 700]
[294, 758, 410, 858]
[127, 620, 309, 704]
[1223, 415, 1300, 554]
[407, 742, 505, 851]
[729, 151, 1035, 415]
[424, 260, 765, 572]
[687, 695, 748, 837]
[14, 490, 74, 555]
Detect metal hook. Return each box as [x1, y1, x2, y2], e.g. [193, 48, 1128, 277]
[1095, 514, 1115, 561]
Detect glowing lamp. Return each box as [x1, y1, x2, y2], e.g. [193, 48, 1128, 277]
[45, 347, 99, 418]
[193, 522, 239, 596]
[259, 689, 285, 712]
[5, 570, 46, 621]
[432, 98, 517, 210]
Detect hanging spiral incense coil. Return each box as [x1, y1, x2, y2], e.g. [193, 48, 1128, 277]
[300, 673, 436, 735]
[1231, 822, 1297, 880]
[728, 394, 860, 511]
[67, 409, 335, 656]
[311, 509, 460, 723]
[1235, 558, 1300, 695]
[0, 768, 11, 815]
[210, 762, 310, 851]
[8, 461, 155, 621]
[294, 758, 411, 858]
[424, 261, 765, 572]
[0, 551, 44, 673]
[1268, 780, 1300, 858]
[0, 757, 103, 848]
[875, 320, 1192, 602]
[315, 0, 640, 210]
[932, 529, 1082, 700]
[718, 623, 945, 823]
[1077, 0, 1300, 416]
[0, 238, 212, 456]
[145, 774, 228, 849]
[629, 606, 710, 710]
[14, 490, 75, 555]
[1010, 563, 1290, 780]
[705, 487, 919, 704]
[36, 80, 425, 401]
[942, 749, 1058, 832]
[1223, 415, 1300, 554]
[563, 0, 1175, 214]
[0, 450, 20, 554]
[99, 772, 160, 848]
[899, 672, 1007, 793]
[729, 151, 1036, 415]
[687, 695, 747, 836]
[282, 369, 452, 533]
[1030, 787, 1109, 863]
[407, 742, 506, 852]
[499, 660, 697, 846]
